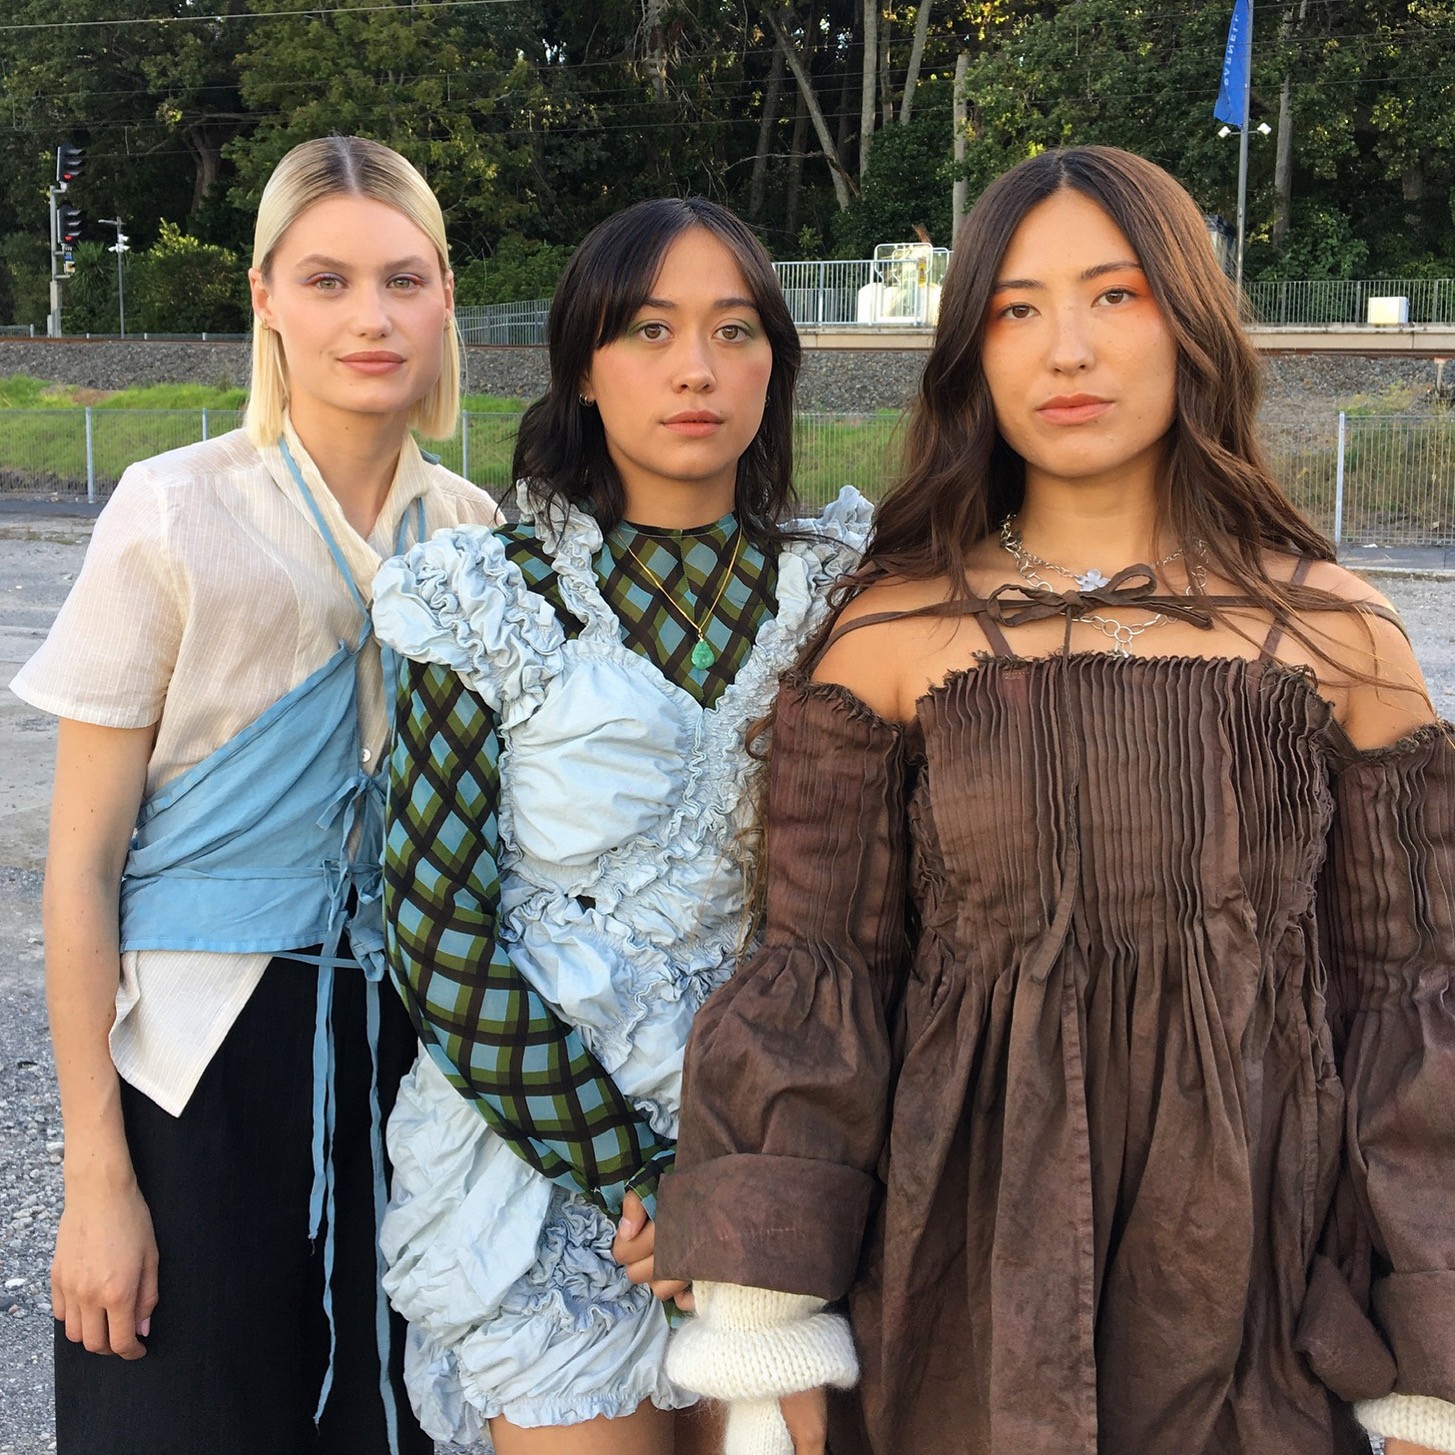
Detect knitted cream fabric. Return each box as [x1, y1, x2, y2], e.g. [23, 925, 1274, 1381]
[665, 1282, 860, 1455]
[1355, 1394, 1455, 1453]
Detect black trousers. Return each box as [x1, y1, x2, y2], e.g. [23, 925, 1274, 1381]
[54, 955, 435, 1455]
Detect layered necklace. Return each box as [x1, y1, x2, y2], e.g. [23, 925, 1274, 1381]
[619, 525, 744, 670]
[998, 515, 1205, 655]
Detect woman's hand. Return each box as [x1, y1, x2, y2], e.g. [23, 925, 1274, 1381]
[52, 1162, 158, 1358]
[1383, 1441, 1444, 1455]
[779, 1388, 829, 1454]
[610, 1189, 691, 1303]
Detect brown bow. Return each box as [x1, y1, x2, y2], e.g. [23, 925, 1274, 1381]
[983, 564, 1215, 633]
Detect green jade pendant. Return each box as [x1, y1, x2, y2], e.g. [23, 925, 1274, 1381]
[690, 637, 716, 670]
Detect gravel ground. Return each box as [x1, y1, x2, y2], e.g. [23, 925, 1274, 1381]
[0, 511, 1451, 1451]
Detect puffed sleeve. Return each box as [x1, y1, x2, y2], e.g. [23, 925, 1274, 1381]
[1316, 724, 1455, 1420]
[383, 659, 672, 1215]
[10, 464, 184, 726]
[655, 677, 912, 1300]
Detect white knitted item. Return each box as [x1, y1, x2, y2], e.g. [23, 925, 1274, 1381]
[1355, 1393, 1455, 1453]
[723, 1397, 795, 1455]
[665, 1282, 860, 1403]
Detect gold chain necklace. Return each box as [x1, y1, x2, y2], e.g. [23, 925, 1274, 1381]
[620, 525, 744, 670]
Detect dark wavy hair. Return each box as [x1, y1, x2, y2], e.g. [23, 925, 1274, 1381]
[866, 145, 1335, 608]
[511, 197, 802, 548]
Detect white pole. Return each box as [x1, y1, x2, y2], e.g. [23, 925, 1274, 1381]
[461, 412, 470, 481]
[85, 406, 95, 504]
[1235, 0, 1253, 294]
[1333, 410, 1346, 550]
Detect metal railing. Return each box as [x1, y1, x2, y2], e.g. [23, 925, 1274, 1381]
[454, 253, 954, 338]
[2, 407, 1452, 549]
[1245, 278, 1455, 327]
[8, 274, 1453, 342]
[455, 301, 550, 346]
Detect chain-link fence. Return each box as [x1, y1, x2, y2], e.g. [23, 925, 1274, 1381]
[3, 406, 1452, 549]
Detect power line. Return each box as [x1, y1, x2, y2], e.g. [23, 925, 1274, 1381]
[0, 0, 526, 35]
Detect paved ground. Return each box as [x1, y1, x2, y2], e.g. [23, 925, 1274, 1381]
[0, 504, 1450, 1450]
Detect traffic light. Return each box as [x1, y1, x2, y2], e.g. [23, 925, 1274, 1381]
[58, 203, 84, 245]
[56, 144, 84, 191]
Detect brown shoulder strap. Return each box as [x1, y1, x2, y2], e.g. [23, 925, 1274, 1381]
[1260, 556, 1315, 661]
[1260, 557, 1411, 660]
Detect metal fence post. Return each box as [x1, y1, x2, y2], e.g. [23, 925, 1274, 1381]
[461, 411, 470, 482]
[201, 407, 209, 442]
[1333, 411, 1346, 550]
[85, 406, 96, 503]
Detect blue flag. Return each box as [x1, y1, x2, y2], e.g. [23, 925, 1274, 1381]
[1214, 0, 1252, 127]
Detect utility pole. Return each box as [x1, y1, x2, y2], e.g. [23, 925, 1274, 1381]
[100, 218, 130, 335]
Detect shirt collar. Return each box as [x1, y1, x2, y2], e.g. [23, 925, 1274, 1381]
[261, 416, 431, 600]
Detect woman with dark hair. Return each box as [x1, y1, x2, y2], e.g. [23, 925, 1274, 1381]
[655, 147, 1455, 1455]
[369, 197, 870, 1454]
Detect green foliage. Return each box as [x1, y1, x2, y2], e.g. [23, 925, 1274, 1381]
[1250, 205, 1371, 281]
[0, 234, 50, 329]
[833, 105, 954, 256]
[454, 237, 573, 305]
[126, 224, 250, 334]
[0, 0, 1451, 309]
[62, 242, 120, 334]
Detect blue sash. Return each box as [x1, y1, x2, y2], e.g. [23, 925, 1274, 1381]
[119, 436, 424, 1452]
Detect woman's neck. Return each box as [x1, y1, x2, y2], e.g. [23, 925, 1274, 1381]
[287, 397, 409, 539]
[617, 473, 736, 531]
[1013, 477, 1173, 576]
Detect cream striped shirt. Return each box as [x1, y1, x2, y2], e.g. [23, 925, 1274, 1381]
[11, 420, 501, 1114]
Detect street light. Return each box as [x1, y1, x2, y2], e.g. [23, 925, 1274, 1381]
[99, 218, 130, 336]
[1218, 119, 1273, 290]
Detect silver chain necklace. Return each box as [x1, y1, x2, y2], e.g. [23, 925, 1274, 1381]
[999, 515, 1206, 655]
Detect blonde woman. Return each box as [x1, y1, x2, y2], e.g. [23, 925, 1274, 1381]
[12, 135, 499, 1455]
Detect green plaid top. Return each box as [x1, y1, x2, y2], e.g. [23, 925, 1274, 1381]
[383, 511, 777, 1216]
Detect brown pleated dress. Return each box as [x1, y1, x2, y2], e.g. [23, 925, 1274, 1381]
[656, 603, 1455, 1455]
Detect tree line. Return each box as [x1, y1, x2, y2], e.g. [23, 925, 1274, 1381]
[2, 1, 1452, 332]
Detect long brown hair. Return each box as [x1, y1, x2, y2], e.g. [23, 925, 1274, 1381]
[867, 145, 1333, 607]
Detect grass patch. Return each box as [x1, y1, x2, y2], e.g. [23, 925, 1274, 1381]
[100, 382, 248, 410]
[0, 375, 67, 408]
[1339, 382, 1424, 417]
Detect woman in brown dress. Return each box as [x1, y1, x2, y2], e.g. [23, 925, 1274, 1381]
[652, 146, 1455, 1455]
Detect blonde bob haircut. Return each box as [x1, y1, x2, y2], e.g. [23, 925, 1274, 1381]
[244, 135, 460, 447]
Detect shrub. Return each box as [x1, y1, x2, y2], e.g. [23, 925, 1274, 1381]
[127, 223, 251, 334]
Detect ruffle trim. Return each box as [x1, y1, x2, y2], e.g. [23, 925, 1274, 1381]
[373, 526, 565, 730]
[497, 487, 873, 963]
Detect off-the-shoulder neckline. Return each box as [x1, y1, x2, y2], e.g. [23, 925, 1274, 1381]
[790, 654, 1447, 767]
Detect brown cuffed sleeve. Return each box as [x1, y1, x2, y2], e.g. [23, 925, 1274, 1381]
[655, 679, 912, 1300]
[1320, 725, 1455, 1404]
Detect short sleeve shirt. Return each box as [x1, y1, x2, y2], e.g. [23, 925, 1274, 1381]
[11, 420, 502, 1112]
